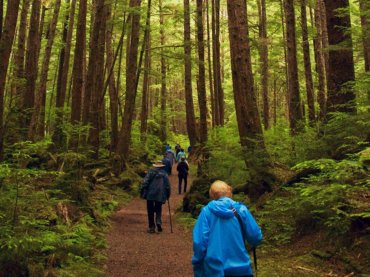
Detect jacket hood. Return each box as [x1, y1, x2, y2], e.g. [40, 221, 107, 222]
[208, 197, 239, 219]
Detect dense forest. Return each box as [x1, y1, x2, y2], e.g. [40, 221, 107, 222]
[0, 0, 369, 275]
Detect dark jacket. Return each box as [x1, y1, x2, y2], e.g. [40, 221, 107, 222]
[177, 161, 189, 177]
[162, 157, 172, 175]
[140, 168, 171, 203]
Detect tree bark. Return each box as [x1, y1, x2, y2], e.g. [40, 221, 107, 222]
[280, 0, 289, 119]
[284, 0, 303, 134]
[258, 0, 270, 129]
[323, 0, 356, 114]
[0, 0, 3, 38]
[13, 0, 30, 128]
[52, 0, 77, 149]
[0, 0, 21, 160]
[226, 0, 270, 198]
[359, 0, 370, 107]
[184, 0, 198, 148]
[196, 0, 208, 145]
[117, 0, 142, 162]
[212, 0, 224, 126]
[206, 0, 215, 128]
[23, 0, 41, 133]
[28, 0, 61, 140]
[313, 2, 327, 120]
[140, 1, 152, 142]
[301, 0, 315, 124]
[70, 0, 87, 150]
[159, 0, 167, 142]
[106, 3, 119, 151]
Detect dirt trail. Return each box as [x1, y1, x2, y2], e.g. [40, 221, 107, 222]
[105, 164, 194, 277]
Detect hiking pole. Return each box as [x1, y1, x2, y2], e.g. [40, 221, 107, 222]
[167, 199, 173, 233]
[252, 247, 258, 277]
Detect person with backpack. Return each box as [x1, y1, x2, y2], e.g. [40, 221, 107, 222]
[176, 157, 189, 194]
[192, 180, 262, 277]
[176, 148, 186, 163]
[162, 156, 172, 175]
[140, 161, 171, 233]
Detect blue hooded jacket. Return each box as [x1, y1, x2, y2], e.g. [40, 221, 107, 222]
[192, 197, 262, 277]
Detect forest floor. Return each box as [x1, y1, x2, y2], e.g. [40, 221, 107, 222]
[104, 163, 347, 277]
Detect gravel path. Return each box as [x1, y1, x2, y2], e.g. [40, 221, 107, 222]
[105, 164, 194, 277]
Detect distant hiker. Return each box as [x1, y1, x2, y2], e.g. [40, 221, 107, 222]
[176, 157, 189, 194]
[165, 149, 176, 166]
[187, 145, 192, 154]
[164, 143, 171, 152]
[175, 143, 181, 156]
[140, 161, 171, 233]
[192, 180, 262, 277]
[162, 156, 172, 175]
[176, 148, 186, 162]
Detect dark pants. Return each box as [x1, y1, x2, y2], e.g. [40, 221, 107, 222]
[178, 174, 188, 194]
[146, 200, 163, 228]
[225, 275, 253, 277]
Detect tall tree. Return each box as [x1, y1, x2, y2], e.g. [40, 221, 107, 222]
[284, 0, 303, 133]
[159, 0, 167, 142]
[359, 0, 370, 106]
[206, 0, 215, 127]
[301, 0, 315, 123]
[140, 0, 152, 142]
[312, 2, 327, 120]
[184, 0, 198, 148]
[323, 0, 356, 114]
[226, 0, 270, 198]
[28, 0, 61, 140]
[0, 0, 3, 38]
[212, 0, 224, 126]
[23, 0, 41, 133]
[70, 0, 87, 149]
[196, 0, 208, 145]
[52, 0, 77, 149]
[117, 0, 142, 162]
[0, 0, 21, 160]
[84, 0, 106, 157]
[257, 0, 270, 129]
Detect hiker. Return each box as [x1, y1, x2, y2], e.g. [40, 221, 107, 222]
[176, 157, 189, 194]
[164, 143, 171, 152]
[165, 149, 176, 166]
[175, 143, 181, 156]
[187, 145, 192, 155]
[140, 161, 171, 233]
[176, 148, 186, 162]
[192, 180, 262, 277]
[162, 156, 172, 175]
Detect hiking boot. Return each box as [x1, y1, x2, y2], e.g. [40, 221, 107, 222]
[157, 225, 162, 232]
[147, 227, 155, 233]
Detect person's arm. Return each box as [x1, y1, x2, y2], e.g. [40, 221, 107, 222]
[164, 176, 171, 199]
[240, 206, 263, 247]
[140, 170, 154, 198]
[192, 208, 210, 265]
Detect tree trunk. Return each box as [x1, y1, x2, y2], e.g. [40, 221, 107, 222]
[280, 0, 289, 119]
[359, 0, 370, 107]
[52, 0, 77, 150]
[196, 0, 208, 145]
[258, 0, 270, 129]
[159, 0, 167, 142]
[284, 0, 303, 134]
[28, 0, 61, 141]
[184, 0, 198, 148]
[226, 0, 270, 200]
[313, 2, 326, 120]
[212, 0, 224, 126]
[301, 0, 315, 124]
[70, 0, 87, 150]
[23, 0, 41, 134]
[323, 0, 356, 114]
[0, 0, 21, 160]
[12, 0, 30, 132]
[117, 0, 142, 162]
[106, 3, 119, 151]
[85, 0, 106, 157]
[140, 2, 152, 142]
[206, 0, 215, 128]
[0, 0, 3, 38]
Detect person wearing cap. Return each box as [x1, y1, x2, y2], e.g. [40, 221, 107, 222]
[140, 161, 171, 233]
[192, 180, 262, 277]
[176, 157, 189, 194]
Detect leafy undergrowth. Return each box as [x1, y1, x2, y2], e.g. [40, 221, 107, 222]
[0, 142, 141, 276]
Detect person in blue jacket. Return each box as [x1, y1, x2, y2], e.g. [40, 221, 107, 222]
[192, 180, 262, 277]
